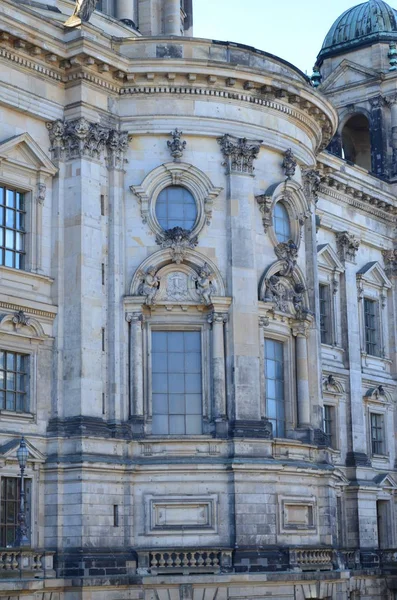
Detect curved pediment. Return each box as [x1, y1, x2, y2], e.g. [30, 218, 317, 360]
[129, 249, 225, 307]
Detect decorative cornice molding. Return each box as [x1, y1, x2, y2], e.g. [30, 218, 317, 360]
[46, 118, 129, 164]
[217, 134, 262, 175]
[317, 172, 397, 222]
[336, 231, 360, 264]
[0, 302, 56, 320]
[0, 47, 62, 81]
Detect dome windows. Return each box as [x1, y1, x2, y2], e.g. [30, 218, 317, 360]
[273, 202, 291, 243]
[155, 185, 197, 231]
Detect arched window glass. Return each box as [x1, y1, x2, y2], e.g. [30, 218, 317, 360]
[155, 186, 197, 231]
[341, 114, 371, 171]
[273, 202, 291, 243]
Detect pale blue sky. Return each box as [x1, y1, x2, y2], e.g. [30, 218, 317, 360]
[193, 0, 389, 74]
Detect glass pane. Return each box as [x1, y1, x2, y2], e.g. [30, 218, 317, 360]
[0, 187, 4, 205]
[6, 354, 15, 371]
[169, 374, 184, 393]
[169, 415, 185, 434]
[152, 373, 167, 393]
[16, 394, 25, 412]
[186, 415, 202, 434]
[6, 190, 14, 208]
[0, 228, 3, 245]
[168, 332, 184, 351]
[15, 233, 23, 251]
[15, 253, 23, 269]
[186, 394, 202, 415]
[169, 394, 184, 414]
[152, 331, 167, 352]
[267, 398, 277, 418]
[185, 373, 201, 393]
[152, 353, 167, 373]
[152, 414, 168, 435]
[266, 379, 276, 399]
[5, 209, 14, 228]
[266, 359, 276, 378]
[0, 351, 4, 369]
[0, 371, 4, 389]
[0, 390, 4, 409]
[5, 250, 14, 267]
[16, 192, 24, 211]
[184, 352, 201, 373]
[168, 353, 185, 373]
[152, 394, 168, 415]
[185, 332, 200, 351]
[5, 229, 14, 249]
[6, 392, 15, 410]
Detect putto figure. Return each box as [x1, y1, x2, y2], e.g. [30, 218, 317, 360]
[64, 0, 98, 27]
[138, 266, 160, 305]
[195, 263, 217, 305]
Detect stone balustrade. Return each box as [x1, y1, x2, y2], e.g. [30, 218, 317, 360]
[0, 549, 55, 578]
[289, 548, 334, 571]
[137, 549, 233, 575]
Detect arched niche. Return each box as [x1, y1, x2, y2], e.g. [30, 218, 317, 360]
[341, 113, 371, 171]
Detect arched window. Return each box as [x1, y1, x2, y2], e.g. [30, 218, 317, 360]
[273, 202, 291, 243]
[342, 114, 371, 171]
[155, 186, 197, 231]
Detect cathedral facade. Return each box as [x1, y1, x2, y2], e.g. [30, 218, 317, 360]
[0, 0, 397, 599]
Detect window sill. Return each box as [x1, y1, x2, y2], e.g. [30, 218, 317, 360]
[0, 410, 35, 422]
[372, 453, 389, 461]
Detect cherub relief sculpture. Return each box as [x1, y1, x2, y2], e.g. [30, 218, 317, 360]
[138, 266, 161, 305]
[194, 263, 217, 305]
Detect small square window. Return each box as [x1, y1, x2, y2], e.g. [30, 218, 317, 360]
[370, 413, 385, 455]
[0, 351, 29, 413]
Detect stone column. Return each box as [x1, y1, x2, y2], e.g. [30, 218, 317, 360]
[163, 0, 181, 35]
[126, 311, 144, 435]
[208, 311, 228, 437]
[292, 321, 311, 428]
[336, 232, 369, 467]
[218, 134, 268, 439]
[117, 0, 135, 22]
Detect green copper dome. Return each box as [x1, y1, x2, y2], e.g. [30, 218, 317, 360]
[318, 0, 397, 63]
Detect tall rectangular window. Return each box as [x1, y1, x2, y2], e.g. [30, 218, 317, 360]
[0, 477, 31, 547]
[370, 412, 384, 455]
[0, 351, 29, 412]
[265, 339, 285, 438]
[364, 298, 379, 356]
[0, 187, 25, 270]
[323, 404, 334, 447]
[152, 331, 202, 435]
[319, 284, 331, 345]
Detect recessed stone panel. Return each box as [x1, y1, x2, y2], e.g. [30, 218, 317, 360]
[145, 495, 218, 535]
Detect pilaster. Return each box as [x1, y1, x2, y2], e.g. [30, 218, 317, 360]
[336, 232, 369, 466]
[218, 134, 264, 435]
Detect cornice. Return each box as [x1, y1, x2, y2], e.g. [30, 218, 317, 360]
[0, 26, 336, 152]
[0, 301, 56, 320]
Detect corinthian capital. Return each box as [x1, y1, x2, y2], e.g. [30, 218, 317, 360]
[46, 118, 129, 163]
[217, 134, 262, 175]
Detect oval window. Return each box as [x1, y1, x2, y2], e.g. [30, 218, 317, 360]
[155, 186, 197, 231]
[273, 202, 291, 243]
